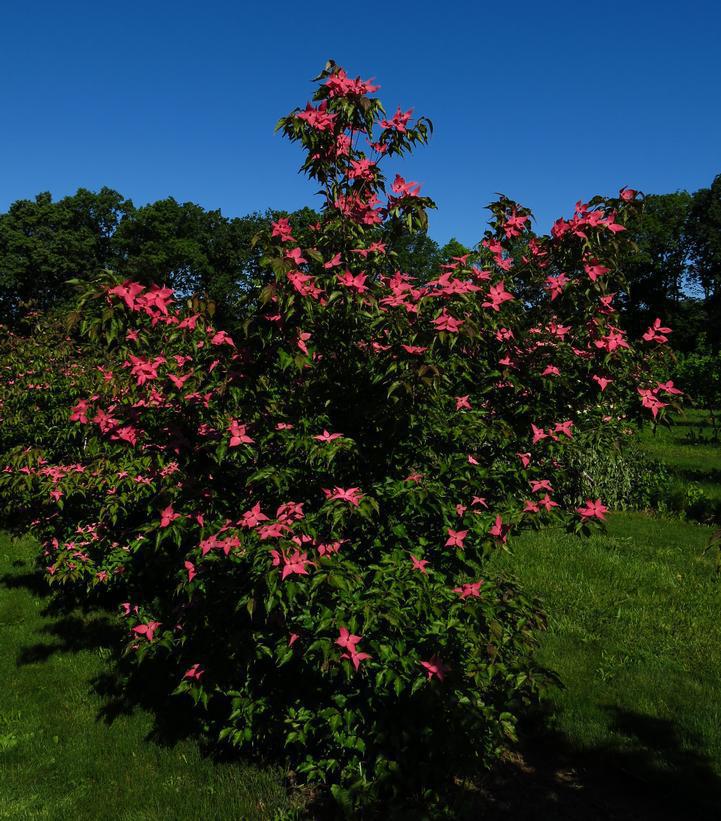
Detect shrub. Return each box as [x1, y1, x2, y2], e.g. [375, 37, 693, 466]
[557, 425, 671, 511]
[0, 62, 680, 809]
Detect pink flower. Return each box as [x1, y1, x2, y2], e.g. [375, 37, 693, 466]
[336, 627, 371, 671]
[482, 281, 514, 311]
[642, 318, 671, 343]
[538, 493, 559, 512]
[132, 621, 161, 642]
[271, 217, 294, 242]
[296, 100, 336, 131]
[421, 654, 450, 682]
[584, 260, 610, 282]
[323, 67, 379, 98]
[445, 528, 467, 548]
[270, 548, 316, 580]
[239, 502, 269, 528]
[285, 247, 307, 265]
[257, 523, 291, 540]
[530, 479, 553, 493]
[554, 420, 574, 438]
[657, 380, 683, 396]
[638, 388, 668, 418]
[348, 158, 377, 181]
[337, 270, 368, 293]
[410, 554, 429, 573]
[544, 273, 569, 300]
[453, 580, 484, 600]
[184, 663, 204, 681]
[160, 505, 181, 528]
[531, 424, 548, 445]
[380, 106, 413, 132]
[314, 430, 343, 442]
[489, 515, 510, 543]
[455, 395, 471, 411]
[297, 331, 312, 356]
[604, 212, 626, 233]
[324, 253, 342, 269]
[318, 540, 345, 556]
[184, 560, 196, 582]
[336, 626, 362, 652]
[390, 174, 421, 198]
[210, 330, 235, 347]
[229, 420, 254, 447]
[577, 499, 608, 521]
[432, 310, 464, 333]
[502, 209, 529, 239]
[593, 375, 612, 391]
[323, 486, 364, 506]
[168, 373, 191, 390]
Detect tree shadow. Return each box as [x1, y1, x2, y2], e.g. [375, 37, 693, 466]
[435, 706, 721, 821]
[675, 466, 721, 484]
[0, 567, 50, 597]
[14, 614, 122, 665]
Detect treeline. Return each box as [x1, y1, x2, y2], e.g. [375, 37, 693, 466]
[617, 175, 721, 351]
[0, 187, 467, 330]
[1, 175, 719, 350]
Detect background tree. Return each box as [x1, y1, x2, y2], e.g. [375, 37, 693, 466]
[618, 191, 701, 351]
[0, 188, 132, 320]
[687, 174, 721, 351]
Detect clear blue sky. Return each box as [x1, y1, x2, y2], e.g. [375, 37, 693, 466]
[1, 1, 719, 246]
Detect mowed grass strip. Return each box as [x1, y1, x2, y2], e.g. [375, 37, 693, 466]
[0, 533, 294, 821]
[639, 408, 721, 501]
[491, 511, 721, 810]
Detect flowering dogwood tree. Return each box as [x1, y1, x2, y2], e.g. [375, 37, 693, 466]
[0, 62, 680, 808]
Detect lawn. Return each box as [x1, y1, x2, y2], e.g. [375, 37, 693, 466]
[488, 513, 721, 818]
[638, 408, 721, 503]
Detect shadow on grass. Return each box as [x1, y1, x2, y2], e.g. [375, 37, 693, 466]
[444, 707, 721, 821]
[672, 466, 721, 484]
[4, 563, 721, 819]
[14, 614, 122, 665]
[1, 567, 51, 597]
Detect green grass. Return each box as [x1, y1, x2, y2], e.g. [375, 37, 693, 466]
[0, 533, 293, 821]
[639, 408, 721, 501]
[491, 409, 721, 802]
[490, 512, 721, 811]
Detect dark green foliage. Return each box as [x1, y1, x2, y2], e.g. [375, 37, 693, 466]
[0, 188, 132, 321]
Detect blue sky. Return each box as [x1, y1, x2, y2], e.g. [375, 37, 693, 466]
[1, 1, 719, 246]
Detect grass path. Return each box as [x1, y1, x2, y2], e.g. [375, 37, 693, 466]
[0, 534, 292, 821]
